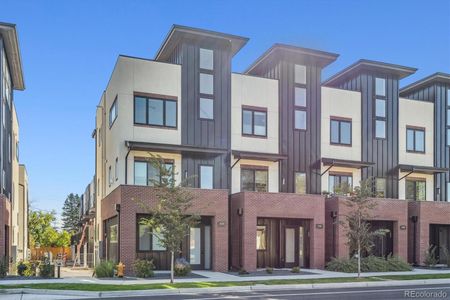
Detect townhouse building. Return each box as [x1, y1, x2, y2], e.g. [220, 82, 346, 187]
[77, 178, 96, 267]
[93, 25, 450, 274]
[0, 22, 28, 265]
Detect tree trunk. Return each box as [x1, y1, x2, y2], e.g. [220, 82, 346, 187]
[170, 251, 174, 284]
[357, 214, 361, 278]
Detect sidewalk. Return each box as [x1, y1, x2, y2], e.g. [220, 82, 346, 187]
[0, 267, 449, 285]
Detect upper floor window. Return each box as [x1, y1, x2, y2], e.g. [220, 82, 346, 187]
[242, 107, 267, 137]
[115, 158, 118, 181]
[406, 179, 426, 201]
[330, 118, 351, 145]
[200, 98, 214, 120]
[295, 65, 306, 84]
[447, 89, 450, 146]
[241, 166, 268, 192]
[375, 178, 386, 198]
[295, 110, 306, 130]
[295, 172, 306, 194]
[134, 95, 177, 128]
[200, 48, 214, 70]
[375, 77, 387, 139]
[295, 87, 306, 107]
[109, 97, 118, 127]
[199, 165, 213, 189]
[200, 73, 214, 95]
[134, 159, 174, 186]
[406, 127, 425, 153]
[294, 66, 307, 130]
[375, 77, 386, 97]
[108, 166, 113, 186]
[329, 173, 352, 194]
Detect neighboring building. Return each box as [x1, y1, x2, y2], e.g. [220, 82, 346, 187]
[18, 164, 28, 261]
[0, 22, 26, 262]
[93, 25, 450, 274]
[77, 177, 96, 267]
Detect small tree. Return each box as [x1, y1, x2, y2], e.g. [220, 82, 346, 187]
[138, 155, 200, 283]
[28, 210, 56, 248]
[61, 193, 81, 233]
[341, 178, 385, 277]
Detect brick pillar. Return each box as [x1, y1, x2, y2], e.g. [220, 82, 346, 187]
[310, 219, 325, 269]
[241, 206, 257, 272]
[212, 216, 228, 272]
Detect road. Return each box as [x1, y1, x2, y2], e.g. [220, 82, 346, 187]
[82, 283, 450, 299]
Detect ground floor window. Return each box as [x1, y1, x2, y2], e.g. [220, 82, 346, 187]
[406, 179, 426, 201]
[329, 173, 352, 194]
[241, 167, 268, 192]
[256, 225, 266, 250]
[137, 216, 166, 251]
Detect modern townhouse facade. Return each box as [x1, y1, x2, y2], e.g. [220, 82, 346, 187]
[93, 25, 450, 275]
[77, 177, 96, 267]
[0, 22, 27, 265]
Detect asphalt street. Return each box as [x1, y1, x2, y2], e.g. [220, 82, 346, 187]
[80, 283, 450, 299]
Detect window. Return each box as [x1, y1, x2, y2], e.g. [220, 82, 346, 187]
[295, 172, 306, 194]
[447, 182, 450, 201]
[330, 118, 351, 145]
[151, 227, 166, 251]
[200, 98, 214, 120]
[406, 179, 426, 201]
[447, 89, 450, 146]
[108, 166, 112, 186]
[295, 110, 307, 130]
[200, 48, 214, 70]
[375, 77, 386, 97]
[15, 141, 18, 161]
[134, 159, 173, 186]
[375, 77, 387, 139]
[109, 98, 117, 127]
[115, 158, 118, 181]
[256, 226, 266, 250]
[134, 95, 177, 128]
[200, 165, 213, 189]
[295, 87, 306, 107]
[375, 178, 386, 198]
[241, 167, 268, 192]
[200, 73, 214, 95]
[295, 65, 306, 84]
[242, 108, 267, 137]
[329, 173, 352, 194]
[109, 224, 118, 243]
[406, 127, 425, 153]
[8, 134, 11, 162]
[137, 217, 166, 251]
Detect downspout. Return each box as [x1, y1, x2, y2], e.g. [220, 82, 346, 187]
[124, 145, 131, 185]
[411, 215, 418, 265]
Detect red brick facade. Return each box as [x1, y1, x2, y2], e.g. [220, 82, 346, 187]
[230, 192, 325, 272]
[408, 201, 450, 265]
[325, 197, 409, 262]
[0, 194, 11, 258]
[101, 185, 229, 275]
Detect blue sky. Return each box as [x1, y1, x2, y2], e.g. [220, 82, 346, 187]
[1, 0, 449, 216]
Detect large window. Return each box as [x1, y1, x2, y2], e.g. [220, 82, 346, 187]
[295, 172, 306, 194]
[330, 118, 351, 145]
[406, 127, 425, 153]
[137, 216, 166, 251]
[199, 165, 213, 189]
[199, 49, 214, 120]
[256, 225, 266, 250]
[294, 65, 307, 130]
[134, 95, 177, 128]
[447, 89, 450, 146]
[406, 179, 426, 201]
[242, 107, 267, 137]
[241, 167, 268, 192]
[109, 97, 118, 127]
[134, 159, 174, 186]
[329, 173, 352, 194]
[375, 77, 386, 139]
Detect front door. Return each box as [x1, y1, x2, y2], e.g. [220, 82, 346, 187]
[284, 225, 308, 268]
[189, 224, 211, 270]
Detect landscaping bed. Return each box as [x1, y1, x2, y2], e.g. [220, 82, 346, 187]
[228, 269, 316, 277]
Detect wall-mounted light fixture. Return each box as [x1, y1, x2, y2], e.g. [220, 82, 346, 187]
[400, 225, 407, 230]
[282, 178, 286, 185]
[237, 208, 243, 216]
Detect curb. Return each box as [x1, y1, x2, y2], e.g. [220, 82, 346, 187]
[0, 278, 449, 298]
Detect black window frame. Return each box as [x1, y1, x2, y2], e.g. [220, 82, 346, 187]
[199, 51, 215, 121]
[256, 225, 267, 251]
[199, 164, 214, 189]
[330, 117, 352, 146]
[294, 80, 307, 131]
[240, 166, 269, 192]
[447, 88, 450, 146]
[406, 126, 425, 153]
[136, 215, 167, 252]
[133, 93, 178, 129]
[329, 172, 353, 194]
[375, 177, 386, 198]
[109, 96, 118, 128]
[295, 172, 307, 194]
[406, 178, 426, 201]
[133, 158, 174, 186]
[241, 106, 268, 138]
[374, 77, 387, 139]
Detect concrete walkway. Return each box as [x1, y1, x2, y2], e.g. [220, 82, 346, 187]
[0, 267, 449, 285]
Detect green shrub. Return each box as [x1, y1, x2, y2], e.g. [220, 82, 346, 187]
[0, 256, 7, 278]
[94, 260, 115, 278]
[265, 267, 273, 274]
[291, 266, 301, 273]
[440, 247, 450, 267]
[326, 255, 412, 273]
[174, 258, 191, 276]
[17, 260, 37, 277]
[38, 261, 55, 278]
[133, 259, 154, 278]
[424, 245, 438, 267]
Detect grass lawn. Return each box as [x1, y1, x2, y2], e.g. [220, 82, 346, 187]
[0, 277, 378, 292]
[376, 273, 450, 280]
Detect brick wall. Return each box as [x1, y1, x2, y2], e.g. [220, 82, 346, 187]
[101, 185, 229, 275]
[408, 201, 450, 265]
[230, 192, 325, 271]
[325, 197, 408, 262]
[0, 194, 11, 258]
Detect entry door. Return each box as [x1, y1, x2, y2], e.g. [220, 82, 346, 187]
[189, 225, 211, 270]
[438, 227, 450, 264]
[284, 227, 297, 268]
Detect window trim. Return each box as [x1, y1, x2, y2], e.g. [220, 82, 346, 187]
[109, 96, 118, 128]
[241, 105, 268, 138]
[330, 116, 352, 146]
[199, 164, 214, 189]
[405, 178, 426, 201]
[374, 77, 387, 139]
[240, 165, 269, 192]
[133, 92, 178, 129]
[406, 126, 425, 154]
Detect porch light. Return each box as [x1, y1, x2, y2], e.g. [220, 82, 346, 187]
[436, 187, 441, 195]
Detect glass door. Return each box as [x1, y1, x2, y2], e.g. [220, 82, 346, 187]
[190, 227, 201, 267]
[285, 227, 296, 267]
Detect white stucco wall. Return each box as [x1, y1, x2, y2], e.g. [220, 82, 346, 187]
[231, 73, 279, 153]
